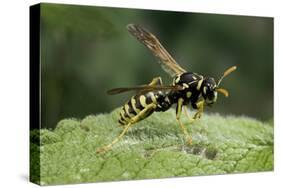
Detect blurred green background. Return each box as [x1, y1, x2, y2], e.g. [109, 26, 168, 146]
[40, 3, 273, 129]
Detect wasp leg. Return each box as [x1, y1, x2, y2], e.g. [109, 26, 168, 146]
[96, 103, 157, 154]
[148, 76, 163, 86]
[193, 100, 205, 120]
[176, 98, 192, 145]
[183, 106, 196, 124]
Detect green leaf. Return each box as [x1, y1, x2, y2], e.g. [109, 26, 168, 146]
[30, 109, 273, 185]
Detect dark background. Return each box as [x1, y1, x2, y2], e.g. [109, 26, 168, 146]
[40, 3, 273, 129]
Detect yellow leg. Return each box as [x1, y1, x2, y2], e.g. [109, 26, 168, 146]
[96, 103, 157, 153]
[193, 100, 204, 120]
[148, 76, 163, 86]
[176, 98, 192, 145]
[96, 122, 132, 154]
[183, 106, 196, 124]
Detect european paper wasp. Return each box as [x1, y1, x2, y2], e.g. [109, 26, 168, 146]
[96, 24, 236, 153]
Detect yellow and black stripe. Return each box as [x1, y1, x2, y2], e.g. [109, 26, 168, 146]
[118, 92, 160, 125]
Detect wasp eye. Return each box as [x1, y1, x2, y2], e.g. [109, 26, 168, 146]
[208, 92, 214, 99]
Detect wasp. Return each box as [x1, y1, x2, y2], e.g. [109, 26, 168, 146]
[96, 24, 236, 153]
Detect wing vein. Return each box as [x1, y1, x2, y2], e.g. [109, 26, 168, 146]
[127, 24, 186, 77]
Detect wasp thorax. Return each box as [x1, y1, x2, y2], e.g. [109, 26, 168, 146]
[174, 72, 201, 87]
[202, 77, 218, 105]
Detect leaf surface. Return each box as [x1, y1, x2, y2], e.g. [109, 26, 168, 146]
[30, 109, 273, 185]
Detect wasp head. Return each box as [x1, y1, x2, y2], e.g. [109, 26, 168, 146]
[202, 77, 218, 105]
[202, 66, 237, 105]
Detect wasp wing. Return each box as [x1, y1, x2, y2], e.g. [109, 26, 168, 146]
[107, 85, 183, 95]
[127, 24, 186, 77]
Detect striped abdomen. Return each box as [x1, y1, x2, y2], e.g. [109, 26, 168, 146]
[118, 91, 164, 125]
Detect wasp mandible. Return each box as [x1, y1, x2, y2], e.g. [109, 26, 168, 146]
[96, 24, 236, 153]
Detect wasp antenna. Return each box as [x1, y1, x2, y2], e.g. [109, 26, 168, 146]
[217, 66, 237, 86]
[216, 88, 229, 97]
